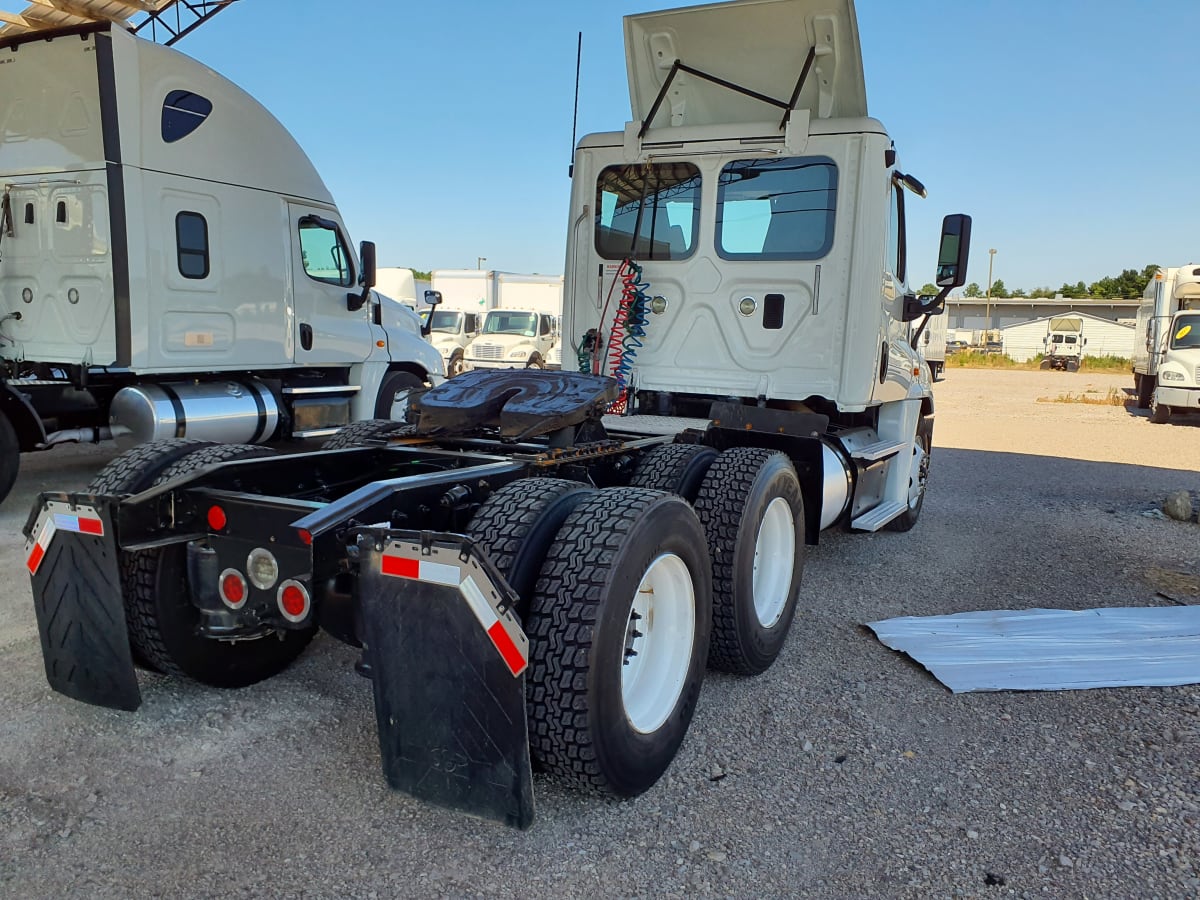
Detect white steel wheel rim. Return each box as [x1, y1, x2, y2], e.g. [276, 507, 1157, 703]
[621, 553, 696, 735]
[388, 388, 413, 422]
[752, 497, 795, 628]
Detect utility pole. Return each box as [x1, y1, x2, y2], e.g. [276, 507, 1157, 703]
[985, 248, 997, 346]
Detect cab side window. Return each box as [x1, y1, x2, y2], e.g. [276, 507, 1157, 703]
[298, 216, 354, 287]
[888, 183, 907, 282]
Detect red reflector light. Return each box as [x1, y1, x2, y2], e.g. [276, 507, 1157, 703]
[207, 505, 227, 531]
[297, 529, 312, 546]
[219, 569, 247, 609]
[277, 580, 311, 623]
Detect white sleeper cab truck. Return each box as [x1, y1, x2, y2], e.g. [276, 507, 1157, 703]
[0, 24, 443, 503]
[1132, 266, 1200, 423]
[458, 273, 563, 370]
[1039, 315, 1084, 371]
[25, 0, 969, 830]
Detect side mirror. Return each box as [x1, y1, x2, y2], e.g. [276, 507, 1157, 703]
[424, 290, 443, 307]
[359, 241, 377, 289]
[347, 240, 376, 312]
[935, 214, 972, 288]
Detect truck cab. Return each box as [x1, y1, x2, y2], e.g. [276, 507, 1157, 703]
[1041, 315, 1085, 371]
[1133, 266, 1200, 422]
[464, 309, 558, 370]
[426, 309, 483, 376]
[0, 23, 442, 502]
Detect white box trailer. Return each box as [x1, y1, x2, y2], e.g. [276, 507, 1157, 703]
[1132, 265, 1200, 422]
[0, 23, 443, 502]
[25, 0, 971, 829]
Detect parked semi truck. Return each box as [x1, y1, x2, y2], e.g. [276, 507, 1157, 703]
[25, 0, 970, 828]
[1039, 315, 1084, 371]
[461, 273, 563, 371]
[0, 23, 443, 504]
[918, 310, 947, 379]
[1132, 266, 1200, 423]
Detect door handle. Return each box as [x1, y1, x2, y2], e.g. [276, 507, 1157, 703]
[300, 323, 313, 351]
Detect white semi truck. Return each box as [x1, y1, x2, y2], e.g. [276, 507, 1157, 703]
[1039, 315, 1085, 371]
[0, 23, 443, 503]
[1133, 265, 1200, 423]
[919, 311, 947, 379]
[459, 273, 563, 370]
[26, 0, 969, 829]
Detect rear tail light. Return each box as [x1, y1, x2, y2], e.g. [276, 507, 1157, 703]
[277, 580, 311, 623]
[219, 569, 248, 609]
[207, 505, 227, 531]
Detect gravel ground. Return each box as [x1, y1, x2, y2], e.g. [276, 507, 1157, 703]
[1, 368, 1198, 899]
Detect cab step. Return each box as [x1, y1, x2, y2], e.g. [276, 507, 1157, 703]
[849, 439, 906, 461]
[850, 500, 908, 532]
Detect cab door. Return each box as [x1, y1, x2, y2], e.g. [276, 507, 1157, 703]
[287, 204, 373, 363]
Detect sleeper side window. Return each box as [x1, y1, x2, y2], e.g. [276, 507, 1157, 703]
[162, 91, 213, 143]
[176, 211, 209, 279]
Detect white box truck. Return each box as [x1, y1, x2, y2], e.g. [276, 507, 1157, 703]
[460, 273, 562, 370]
[918, 311, 947, 379]
[26, 0, 970, 828]
[0, 23, 443, 503]
[424, 269, 497, 376]
[1133, 266, 1200, 423]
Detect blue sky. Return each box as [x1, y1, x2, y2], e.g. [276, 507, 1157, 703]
[6, 0, 1197, 290]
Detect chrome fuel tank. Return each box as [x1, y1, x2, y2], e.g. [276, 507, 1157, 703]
[110, 381, 279, 445]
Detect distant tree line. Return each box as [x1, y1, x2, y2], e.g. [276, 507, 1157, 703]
[943, 264, 1159, 301]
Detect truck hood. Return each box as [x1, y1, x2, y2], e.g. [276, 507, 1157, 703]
[624, 0, 866, 128]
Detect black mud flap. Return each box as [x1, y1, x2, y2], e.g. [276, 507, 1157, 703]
[354, 529, 535, 829]
[26, 494, 141, 711]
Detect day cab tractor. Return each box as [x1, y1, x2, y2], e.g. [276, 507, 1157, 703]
[25, 0, 970, 828]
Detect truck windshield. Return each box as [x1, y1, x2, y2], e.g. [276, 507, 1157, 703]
[1170, 314, 1200, 349]
[483, 311, 537, 336]
[428, 311, 463, 334]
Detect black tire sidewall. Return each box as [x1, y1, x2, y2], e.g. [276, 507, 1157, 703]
[374, 371, 425, 420]
[0, 412, 19, 504]
[147, 544, 314, 688]
[447, 351, 465, 377]
[588, 498, 712, 796]
[726, 455, 805, 672]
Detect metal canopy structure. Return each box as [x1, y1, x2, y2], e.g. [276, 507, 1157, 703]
[0, 0, 236, 45]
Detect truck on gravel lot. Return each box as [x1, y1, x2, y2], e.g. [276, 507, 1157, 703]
[918, 310, 947, 379]
[1039, 315, 1084, 371]
[1132, 266, 1200, 423]
[0, 23, 443, 505]
[25, 0, 970, 829]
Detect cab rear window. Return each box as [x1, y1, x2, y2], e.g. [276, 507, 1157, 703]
[595, 163, 700, 261]
[717, 157, 837, 261]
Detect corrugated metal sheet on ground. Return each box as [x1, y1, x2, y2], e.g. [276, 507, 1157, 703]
[867, 606, 1200, 693]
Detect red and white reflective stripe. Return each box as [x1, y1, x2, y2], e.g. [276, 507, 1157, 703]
[52, 513, 104, 536]
[380, 549, 528, 677]
[26, 517, 57, 576]
[460, 576, 527, 677]
[380, 554, 460, 586]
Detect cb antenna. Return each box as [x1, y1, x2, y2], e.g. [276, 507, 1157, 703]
[569, 31, 582, 178]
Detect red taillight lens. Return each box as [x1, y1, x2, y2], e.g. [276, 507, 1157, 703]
[297, 529, 313, 546]
[277, 580, 310, 623]
[207, 505, 227, 531]
[219, 569, 247, 609]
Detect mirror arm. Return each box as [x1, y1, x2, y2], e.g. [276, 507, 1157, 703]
[908, 285, 951, 349]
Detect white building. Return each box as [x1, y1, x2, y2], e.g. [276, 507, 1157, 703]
[1000, 312, 1135, 362]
